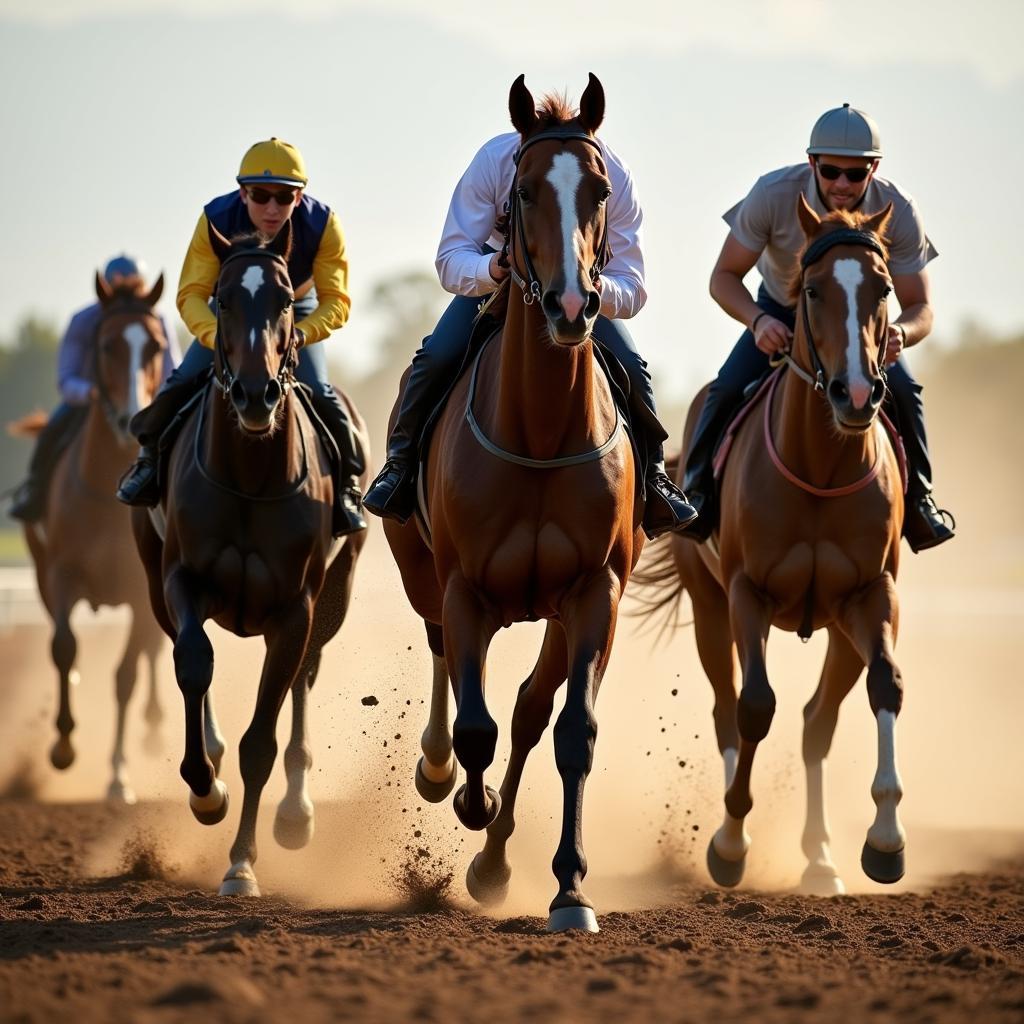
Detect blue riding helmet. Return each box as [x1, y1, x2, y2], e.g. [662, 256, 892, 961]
[103, 254, 145, 283]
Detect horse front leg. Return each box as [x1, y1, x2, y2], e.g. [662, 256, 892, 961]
[443, 575, 500, 831]
[274, 650, 319, 850]
[140, 620, 166, 756]
[222, 595, 314, 897]
[549, 576, 621, 934]
[707, 573, 776, 888]
[164, 567, 227, 826]
[839, 572, 906, 884]
[46, 570, 81, 771]
[800, 627, 863, 895]
[415, 621, 458, 802]
[108, 614, 146, 805]
[467, 620, 568, 907]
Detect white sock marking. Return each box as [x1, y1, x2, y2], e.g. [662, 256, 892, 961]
[833, 258, 871, 405]
[867, 709, 905, 852]
[545, 152, 585, 320]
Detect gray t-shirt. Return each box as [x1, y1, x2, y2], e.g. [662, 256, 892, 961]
[724, 163, 938, 306]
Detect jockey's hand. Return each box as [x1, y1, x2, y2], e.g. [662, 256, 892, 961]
[885, 323, 906, 366]
[753, 315, 793, 355]
[488, 252, 509, 284]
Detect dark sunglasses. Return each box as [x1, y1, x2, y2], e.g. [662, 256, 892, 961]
[246, 186, 299, 206]
[816, 162, 873, 184]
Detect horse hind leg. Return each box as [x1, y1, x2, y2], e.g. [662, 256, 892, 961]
[141, 627, 166, 756]
[107, 617, 146, 805]
[274, 652, 318, 850]
[799, 627, 862, 895]
[467, 620, 568, 908]
[415, 621, 458, 802]
[47, 576, 81, 771]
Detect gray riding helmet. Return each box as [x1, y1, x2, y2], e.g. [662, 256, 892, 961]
[807, 103, 882, 158]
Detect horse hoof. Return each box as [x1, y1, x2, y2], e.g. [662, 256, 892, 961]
[799, 864, 845, 896]
[106, 780, 137, 806]
[861, 842, 905, 884]
[415, 755, 457, 803]
[547, 905, 599, 933]
[274, 809, 315, 850]
[465, 852, 510, 907]
[452, 784, 501, 831]
[707, 838, 746, 888]
[219, 863, 260, 897]
[189, 779, 229, 826]
[50, 738, 75, 771]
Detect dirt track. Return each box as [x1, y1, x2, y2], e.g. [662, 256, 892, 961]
[1, 798, 1022, 1024]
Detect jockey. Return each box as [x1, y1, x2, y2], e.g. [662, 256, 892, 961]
[10, 256, 181, 522]
[678, 104, 955, 552]
[115, 138, 366, 536]
[362, 116, 698, 538]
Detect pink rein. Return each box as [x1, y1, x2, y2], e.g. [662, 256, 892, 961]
[763, 370, 905, 498]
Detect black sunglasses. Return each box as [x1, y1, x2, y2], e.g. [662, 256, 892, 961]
[246, 186, 299, 206]
[816, 162, 873, 184]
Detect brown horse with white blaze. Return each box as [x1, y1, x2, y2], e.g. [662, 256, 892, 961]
[18, 275, 170, 802]
[636, 199, 909, 893]
[383, 74, 643, 932]
[131, 223, 368, 897]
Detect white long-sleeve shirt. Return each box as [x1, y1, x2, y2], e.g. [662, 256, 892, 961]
[434, 133, 647, 320]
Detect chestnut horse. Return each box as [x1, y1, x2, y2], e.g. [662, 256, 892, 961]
[131, 224, 368, 897]
[383, 75, 642, 932]
[19, 276, 169, 802]
[636, 199, 908, 893]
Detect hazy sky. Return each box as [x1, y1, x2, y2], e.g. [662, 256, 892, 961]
[1, 0, 1021, 397]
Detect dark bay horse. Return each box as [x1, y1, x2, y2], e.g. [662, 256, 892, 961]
[637, 199, 907, 894]
[19, 275, 169, 802]
[132, 223, 368, 896]
[383, 75, 642, 932]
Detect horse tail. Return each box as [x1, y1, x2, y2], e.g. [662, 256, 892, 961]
[628, 534, 689, 640]
[6, 410, 48, 438]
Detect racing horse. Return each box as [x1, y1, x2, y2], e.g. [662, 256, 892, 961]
[131, 222, 368, 896]
[383, 74, 643, 932]
[18, 275, 170, 802]
[635, 198, 908, 893]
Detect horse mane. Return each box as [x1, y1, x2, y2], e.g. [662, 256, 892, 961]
[787, 209, 892, 303]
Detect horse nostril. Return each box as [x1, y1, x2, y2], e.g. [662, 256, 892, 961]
[230, 379, 248, 410]
[870, 376, 886, 406]
[827, 378, 849, 404]
[263, 379, 282, 410]
[541, 290, 562, 320]
[584, 289, 600, 319]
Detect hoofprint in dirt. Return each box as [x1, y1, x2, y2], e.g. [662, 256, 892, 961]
[1, 800, 1022, 1024]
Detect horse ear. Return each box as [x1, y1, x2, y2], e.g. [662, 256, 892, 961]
[95, 271, 113, 306]
[144, 272, 165, 307]
[509, 74, 537, 137]
[578, 73, 605, 134]
[209, 222, 232, 262]
[268, 218, 292, 261]
[797, 193, 821, 238]
[861, 201, 894, 243]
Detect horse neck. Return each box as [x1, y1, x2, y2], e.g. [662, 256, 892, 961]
[75, 404, 132, 495]
[204, 388, 305, 496]
[488, 294, 607, 460]
[773, 317, 879, 487]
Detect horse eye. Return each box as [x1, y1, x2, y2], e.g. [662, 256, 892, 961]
[805, 286, 818, 300]
[217, 298, 227, 311]
[880, 285, 892, 300]
[516, 186, 530, 203]
[599, 187, 612, 204]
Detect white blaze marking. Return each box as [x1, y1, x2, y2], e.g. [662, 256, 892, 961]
[123, 323, 149, 417]
[249, 327, 256, 351]
[866, 709, 905, 853]
[833, 258, 871, 401]
[545, 152, 585, 318]
[240, 264, 264, 300]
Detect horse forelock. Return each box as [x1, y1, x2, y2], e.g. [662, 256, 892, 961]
[787, 209, 891, 303]
[536, 92, 578, 130]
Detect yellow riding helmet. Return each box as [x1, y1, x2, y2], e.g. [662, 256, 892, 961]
[236, 138, 308, 188]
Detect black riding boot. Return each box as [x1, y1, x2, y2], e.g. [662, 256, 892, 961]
[116, 370, 208, 507]
[10, 405, 88, 522]
[307, 384, 367, 538]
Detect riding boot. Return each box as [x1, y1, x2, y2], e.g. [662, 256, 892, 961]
[10, 405, 87, 522]
[307, 383, 367, 537]
[116, 367, 208, 507]
[886, 363, 955, 553]
[642, 456, 700, 540]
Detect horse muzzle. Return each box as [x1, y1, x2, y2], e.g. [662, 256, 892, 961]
[827, 372, 886, 433]
[541, 288, 600, 346]
[229, 377, 283, 434]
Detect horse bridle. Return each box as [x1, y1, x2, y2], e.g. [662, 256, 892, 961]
[777, 228, 889, 392]
[499, 129, 611, 305]
[213, 248, 298, 398]
[92, 299, 161, 437]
